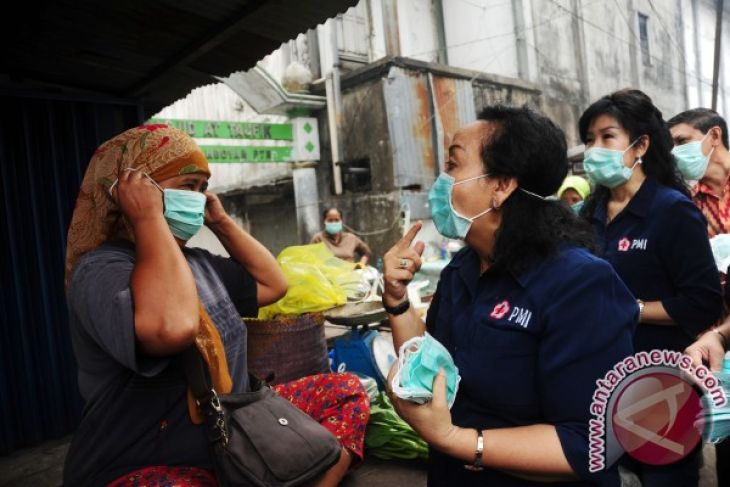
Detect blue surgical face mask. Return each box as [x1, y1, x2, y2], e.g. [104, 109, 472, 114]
[109, 170, 206, 240]
[390, 332, 461, 409]
[583, 138, 642, 189]
[428, 173, 493, 240]
[571, 200, 584, 215]
[672, 132, 714, 181]
[160, 188, 207, 240]
[325, 221, 343, 235]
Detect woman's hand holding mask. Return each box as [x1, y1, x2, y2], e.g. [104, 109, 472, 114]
[113, 168, 163, 227]
[203, 191, 229, 228]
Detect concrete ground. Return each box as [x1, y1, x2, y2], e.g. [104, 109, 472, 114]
[0, 437, 428, 487]
[0, 437, 717, 487]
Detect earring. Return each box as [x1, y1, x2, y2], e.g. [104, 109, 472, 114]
[637, 157, 643, 164]
[493, 198, 500, 210]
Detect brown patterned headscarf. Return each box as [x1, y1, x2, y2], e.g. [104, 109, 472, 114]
[66, 124, 231, 423]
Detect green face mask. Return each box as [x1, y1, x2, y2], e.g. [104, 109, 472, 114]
[390, 333, 461, 409]
[160, 188, 207, 240]
[672, 132, 713, 181]
[108, 170, 207, 240]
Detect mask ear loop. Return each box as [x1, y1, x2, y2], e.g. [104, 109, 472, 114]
[107, 168, 164, 198]
[107, 167, 139, 197]
[142, 172, 164, 192]
[702, 131, 716, 162]
[623, 136, 646, 166]
[519, 188, 550, 201]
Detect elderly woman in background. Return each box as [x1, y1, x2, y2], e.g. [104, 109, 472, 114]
[311, 207, 372, 266]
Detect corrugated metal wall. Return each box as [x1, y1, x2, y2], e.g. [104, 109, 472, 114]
[382, 66, 476, 191]
[0, 93, 142, 454]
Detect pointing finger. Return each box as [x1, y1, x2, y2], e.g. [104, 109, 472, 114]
[397, 222, 423, 249]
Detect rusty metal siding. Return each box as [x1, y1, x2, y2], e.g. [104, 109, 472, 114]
[383, 67, 477, 190]
[430, 74, 476, 172]
[383, 66, 435, 190]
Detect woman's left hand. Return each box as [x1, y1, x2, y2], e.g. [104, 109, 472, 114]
[204, 191, 229, 227]
[386, 363, 458, 449]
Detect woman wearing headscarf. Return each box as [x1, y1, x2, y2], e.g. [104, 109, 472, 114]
[579, 89, 723, 486]
[63, 124, 368, 487]
[380, 105, 636, 486]
[557, 175, 591, 213]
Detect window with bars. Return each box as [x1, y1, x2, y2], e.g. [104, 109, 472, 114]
[638, 13, 651, 66]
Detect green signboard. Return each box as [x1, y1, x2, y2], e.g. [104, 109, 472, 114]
[199, 145, 292, 163]
[149, 118, 293, 141]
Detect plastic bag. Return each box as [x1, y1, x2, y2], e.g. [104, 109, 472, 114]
[258, 243, 361, 319]
[364, 392, 429, 460]
[710, 234, 730, 273]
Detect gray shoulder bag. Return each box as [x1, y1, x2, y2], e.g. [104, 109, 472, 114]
[181, 347, 342, 487]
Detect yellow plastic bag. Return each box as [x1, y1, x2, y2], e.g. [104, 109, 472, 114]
[258, 243, 359, 319]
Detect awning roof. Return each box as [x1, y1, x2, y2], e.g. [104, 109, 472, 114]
[0, 0, 357, 114]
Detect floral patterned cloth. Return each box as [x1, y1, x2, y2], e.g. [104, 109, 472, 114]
[273, 372, 370, 462]
[107, 466, 217, 487]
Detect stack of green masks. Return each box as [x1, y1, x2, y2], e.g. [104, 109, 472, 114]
[390, 333, 460, 408]
[701, 355, 730, 443]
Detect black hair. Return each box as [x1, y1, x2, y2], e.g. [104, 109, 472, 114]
[322, 207, 342, 220]
[578, 89, 689, 220]
[667, 107, 729, 149]
[478, 104, 597, 274]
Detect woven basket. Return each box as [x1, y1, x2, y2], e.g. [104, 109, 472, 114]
[244, 313, 330, 385]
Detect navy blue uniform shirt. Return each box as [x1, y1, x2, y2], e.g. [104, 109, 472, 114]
[426, 245, 636, 486]
[590, 177, 723, 353]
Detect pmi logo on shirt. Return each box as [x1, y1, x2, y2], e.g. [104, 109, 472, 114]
[618, 237, 648, 252]
[489, 300, 532, 328]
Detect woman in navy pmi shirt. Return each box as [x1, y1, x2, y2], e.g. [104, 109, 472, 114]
[579, 89, 723, 486]
[381, 105, 636, 486]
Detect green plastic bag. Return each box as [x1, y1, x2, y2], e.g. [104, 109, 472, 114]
[365, 392, 429, 460]
[258, 243, 359, 319]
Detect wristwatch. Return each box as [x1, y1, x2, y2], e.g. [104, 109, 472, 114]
[383, 299, 410, 316]
[464, 429, 484, 471]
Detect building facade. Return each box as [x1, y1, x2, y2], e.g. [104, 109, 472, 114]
[154, 0, 730, 259]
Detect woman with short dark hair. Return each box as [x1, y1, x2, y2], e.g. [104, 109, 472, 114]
[381, 105, 636, 486]
[579, 89, 723, 486]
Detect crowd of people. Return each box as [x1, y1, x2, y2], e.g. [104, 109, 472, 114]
[62, 88, 730, 486]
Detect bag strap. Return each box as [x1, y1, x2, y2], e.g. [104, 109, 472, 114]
[181, 346, 215, 401]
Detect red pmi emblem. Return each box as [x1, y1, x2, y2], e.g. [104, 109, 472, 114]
[490, 300, 511, 320]
[618, 238, 631, 252]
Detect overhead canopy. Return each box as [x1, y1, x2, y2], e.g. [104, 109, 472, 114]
[0, 0, 357, 115]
